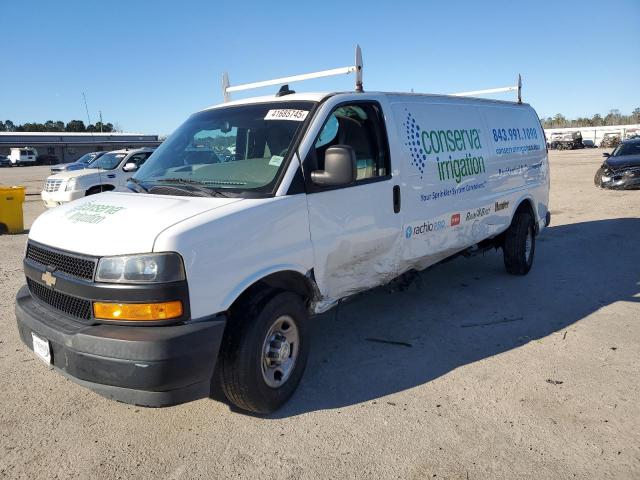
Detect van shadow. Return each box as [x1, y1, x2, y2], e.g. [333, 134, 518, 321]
[269, 218, 640, 418]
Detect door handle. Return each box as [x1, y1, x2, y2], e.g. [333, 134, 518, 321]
[393, 185, 401, 213]
[106, 174, 116, 178]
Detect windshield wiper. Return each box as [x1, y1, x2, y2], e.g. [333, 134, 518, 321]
[127, 177, 149, 193]
[153, 178, 231, 198]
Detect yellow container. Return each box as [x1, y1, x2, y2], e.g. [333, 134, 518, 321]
[0, 185, 26, 234]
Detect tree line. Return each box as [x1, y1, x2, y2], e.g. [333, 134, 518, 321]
[0, 119, 115, 133]
[541, 108, 640, 129]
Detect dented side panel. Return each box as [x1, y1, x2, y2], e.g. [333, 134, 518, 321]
[306, 94, 549, 311]
[306, 180, 403, 310]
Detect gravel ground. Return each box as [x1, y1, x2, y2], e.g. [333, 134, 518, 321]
[0, 150, 638, 479]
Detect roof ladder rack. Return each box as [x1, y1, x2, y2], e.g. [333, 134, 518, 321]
[450, 74, 522, 103]
[222, 45, 363, 102]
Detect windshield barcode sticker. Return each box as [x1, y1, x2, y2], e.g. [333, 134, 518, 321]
[264, 109, 309, 121]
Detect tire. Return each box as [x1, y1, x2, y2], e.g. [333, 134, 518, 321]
[503, 212, 535, 275]
[594, 167, 605, 187]
[218, 290, 310, 414]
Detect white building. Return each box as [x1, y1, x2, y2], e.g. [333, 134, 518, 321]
[0, 132, 161, 163]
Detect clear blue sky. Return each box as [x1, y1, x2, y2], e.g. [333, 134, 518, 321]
[1, 0, 638, 134]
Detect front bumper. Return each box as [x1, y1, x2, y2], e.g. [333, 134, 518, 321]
[15, 285, 226, 407]
[600, 176, 640, 190]
[41, 189, 85, 208]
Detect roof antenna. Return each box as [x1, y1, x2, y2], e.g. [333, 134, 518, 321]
[276, 84, 296, 97]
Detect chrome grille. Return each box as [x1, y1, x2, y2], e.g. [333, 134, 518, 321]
[26, 242, 96, 280]
[44, 179, 63, 192]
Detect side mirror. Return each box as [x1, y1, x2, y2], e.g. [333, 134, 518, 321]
[602, 152, 610, 158]
[123, 162, 138, 172]
[311, 145, 357, 186]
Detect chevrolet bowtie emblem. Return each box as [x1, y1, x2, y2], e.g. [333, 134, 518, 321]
[41, 271, 57, 288]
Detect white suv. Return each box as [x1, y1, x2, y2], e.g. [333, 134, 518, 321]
[41, 148, 155, 208]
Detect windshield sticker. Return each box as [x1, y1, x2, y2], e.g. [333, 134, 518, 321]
[65, 201, 125, 224]
[268, 155, 284, 167]
[264, 109, 309, 122]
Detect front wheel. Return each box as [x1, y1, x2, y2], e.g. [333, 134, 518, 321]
[503, 212, 535, 275]
[594, 166, 605, 187]
[218, 291, 310, 414]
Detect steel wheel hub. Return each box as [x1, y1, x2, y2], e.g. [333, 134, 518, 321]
[261, 315, 299, 388]
[525, 227, 533, 262]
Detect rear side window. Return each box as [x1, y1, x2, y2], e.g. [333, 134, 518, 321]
[312, 103, 389, 181]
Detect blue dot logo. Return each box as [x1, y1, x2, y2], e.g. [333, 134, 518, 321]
[404, 111, 426, 178]
[405, 226, 413, 239]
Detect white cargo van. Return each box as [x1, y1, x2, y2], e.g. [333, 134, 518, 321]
[8, 147, 38, 166]
[16, 51, 550, 413]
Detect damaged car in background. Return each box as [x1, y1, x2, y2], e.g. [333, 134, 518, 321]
[594, 138, 640, 189]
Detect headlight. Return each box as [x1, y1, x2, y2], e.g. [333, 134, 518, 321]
[65, 178, 77, 191]
[96, 253, 185, 283]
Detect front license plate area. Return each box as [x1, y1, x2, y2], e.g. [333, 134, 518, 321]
[31, 332, 51, 365]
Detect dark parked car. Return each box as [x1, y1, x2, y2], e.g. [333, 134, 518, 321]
[582, 139, 596, 148]
[50, 151, 105, 174]
[36, 154, 60, 165]
[594, 139, 640, 190]
[0, 155, 11, 167]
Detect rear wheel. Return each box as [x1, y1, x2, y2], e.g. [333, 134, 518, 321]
[503, 212, 535, 275]
[218, 291, 309, 414]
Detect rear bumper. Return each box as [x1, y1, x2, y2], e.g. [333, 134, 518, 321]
[15, 285, 226, 407]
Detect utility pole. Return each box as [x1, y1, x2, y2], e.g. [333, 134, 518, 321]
[99, 110, 103, 133]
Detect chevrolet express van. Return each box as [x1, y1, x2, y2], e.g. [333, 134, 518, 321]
[16, 63, 550, 414]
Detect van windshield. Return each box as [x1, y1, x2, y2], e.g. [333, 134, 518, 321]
[133, 101, 314, 195]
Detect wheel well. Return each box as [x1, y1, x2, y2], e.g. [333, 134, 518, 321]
[514, 199, 538, 233]
[86, 184, 114, 195]
[229, 270, 318, 316]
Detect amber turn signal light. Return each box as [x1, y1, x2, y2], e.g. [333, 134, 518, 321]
[93, 301, 183, 321]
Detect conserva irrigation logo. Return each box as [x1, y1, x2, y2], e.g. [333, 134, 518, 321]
[65, 202, 126, 224]
[403, 109, 486, 183]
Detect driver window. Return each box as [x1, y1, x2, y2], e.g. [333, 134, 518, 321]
[314, 103, 388, 181]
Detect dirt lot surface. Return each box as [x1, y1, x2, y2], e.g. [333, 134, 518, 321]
[0, 150, 638, 479]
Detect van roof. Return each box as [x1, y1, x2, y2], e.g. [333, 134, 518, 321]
[201, 91, 528, 113]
